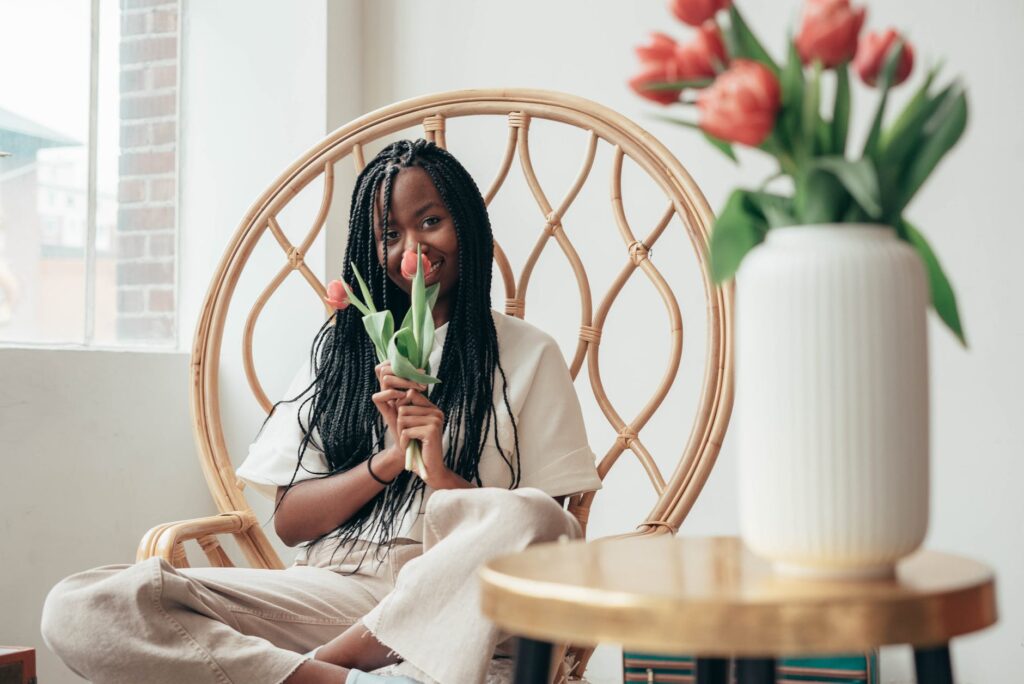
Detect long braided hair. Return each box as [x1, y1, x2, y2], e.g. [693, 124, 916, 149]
[262, 138, 522, 571]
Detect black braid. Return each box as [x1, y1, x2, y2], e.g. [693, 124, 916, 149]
[255, 139, 522, 574]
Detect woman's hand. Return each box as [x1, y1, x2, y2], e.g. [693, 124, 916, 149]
[371, 361, 427, 439]
[397, 389, 454, 488]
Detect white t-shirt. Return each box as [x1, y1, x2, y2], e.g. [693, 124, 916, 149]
[235, 308, 603, 545]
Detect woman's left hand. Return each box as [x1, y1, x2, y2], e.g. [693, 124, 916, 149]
[396, 390, 453, 488]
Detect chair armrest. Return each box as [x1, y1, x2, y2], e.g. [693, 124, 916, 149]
[137, 510, 258, 566]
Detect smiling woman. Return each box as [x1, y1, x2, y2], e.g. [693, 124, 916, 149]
[41, 138, 604, 684]
[373, 166, 461, 327]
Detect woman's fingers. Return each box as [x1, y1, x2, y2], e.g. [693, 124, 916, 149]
[398, 389, 435, 407]
[380, 374, 428, 393]
[371, 388, 406, 405]
[397, 413, 443, 430]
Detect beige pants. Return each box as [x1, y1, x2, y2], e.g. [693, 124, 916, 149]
[41, 486, 582, 684]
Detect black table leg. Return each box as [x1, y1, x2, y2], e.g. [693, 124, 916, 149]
[513, 637, 553, 684]
[915, 644, 954, 684]
[735, 657, 776, 684]
[695, 657, 729, 683]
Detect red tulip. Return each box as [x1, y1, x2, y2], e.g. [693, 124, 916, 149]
[795, 0, 866, 68]
[854, 29, 915, 87]
[669, 0, 731, 27]
[629, 25, 726, 106]
[323, 279, 350, 310]
[401, 250, 431, 280]
[697, 59, 781, 146]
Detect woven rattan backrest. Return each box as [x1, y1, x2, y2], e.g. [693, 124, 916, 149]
[191, 89, 733, 569]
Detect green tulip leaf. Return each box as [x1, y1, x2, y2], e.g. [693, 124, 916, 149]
[725, 5, 780, 74]
[894, 84, 968, 216]
[748, 191, 796, 228]
[802, 60, 823, 158]
[797, 168, 848, 224]
[810, 156, 883, 218]
[779, 38, 804, 154]
[419, 306, 436, 374]
[863, 39, 907, 162]
[362, 310, 393, 364]
[393, 326, 419, 371]
[879, 64, 942, 170]
[425, 282, 440, 310]
[388, 334, 440, 385]
[410, 245, 426, 357]
[902, 219, 966, 345]
[340, 281, 372, 318]
[350, 263, 377, 314]
[832, 62, 850, 155]
[703, 131, 738, 163]
[709, 189, 768, 283]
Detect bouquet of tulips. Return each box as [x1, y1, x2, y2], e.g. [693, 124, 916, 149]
[629, 0, 967, 343]
[323, 245, 441, 479]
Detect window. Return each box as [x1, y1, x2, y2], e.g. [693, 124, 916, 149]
[0, 0, 180, 348]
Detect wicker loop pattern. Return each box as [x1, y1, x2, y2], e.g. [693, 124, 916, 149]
[422, 113, 445, 132]
[170, 93, 734, 651]
[616, 427, 639, 449]
[507, 111, 528, 128]
[156, 90, 734, 682]
[544, 211, 562, 235]
[637, 519, 679, 534]
[423, 114, 447, 149]
[628, 240, 651, 266]
[578, 325, 602, 345]
[505, 297, 526, 318]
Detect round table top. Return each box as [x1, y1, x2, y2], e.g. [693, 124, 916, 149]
[479, 535, 997, 656]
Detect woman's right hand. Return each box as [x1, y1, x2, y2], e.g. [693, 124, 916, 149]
[372, 361, 427, 440]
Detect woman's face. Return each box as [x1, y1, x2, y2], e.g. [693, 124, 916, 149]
[372, 166, 460, 318]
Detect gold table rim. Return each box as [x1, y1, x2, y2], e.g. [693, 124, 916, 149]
[479, 535, 998, 656]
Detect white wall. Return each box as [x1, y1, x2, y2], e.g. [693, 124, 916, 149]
[361, 1, 1023, 682]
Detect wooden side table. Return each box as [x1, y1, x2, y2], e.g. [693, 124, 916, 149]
[479, 536, 997, 684]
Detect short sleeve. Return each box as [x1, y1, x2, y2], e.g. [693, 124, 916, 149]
[235, 358, 331, 502]
[514, 338, 603, 497]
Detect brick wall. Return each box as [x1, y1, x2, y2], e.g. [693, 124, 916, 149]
[116, 0, 179, 341]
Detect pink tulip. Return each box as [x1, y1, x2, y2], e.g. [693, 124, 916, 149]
[854, 29, 915, 87]
[323, 279, 350, 310]
[669, 0, 731, 27]
[629, 25, 726, 106]
[697, 59, 781, 146]
[795, 0, 866, 68]
[401, 250, 432, 280]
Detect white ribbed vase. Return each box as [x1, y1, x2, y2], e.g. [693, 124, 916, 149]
[736, 224, 930, 579]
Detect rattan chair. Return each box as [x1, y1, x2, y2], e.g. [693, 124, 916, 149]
[135, 88, 734, 682]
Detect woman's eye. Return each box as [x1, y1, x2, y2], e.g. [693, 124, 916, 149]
[385, 230, 399, 242]
[423, 216, 440, 228]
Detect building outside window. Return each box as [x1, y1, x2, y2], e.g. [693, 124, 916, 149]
[0, 0, 180, 348]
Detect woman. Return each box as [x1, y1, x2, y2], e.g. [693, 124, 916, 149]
[41, 139, 603, 684]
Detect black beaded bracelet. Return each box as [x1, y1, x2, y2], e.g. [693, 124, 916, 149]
[367, 451, 395, 485]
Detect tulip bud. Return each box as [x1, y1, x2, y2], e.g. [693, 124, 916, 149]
[697, 59, 781, 147]
[324, 279, 350, 310]
[854, 29, 915, 87]
[795, 0, 866, 68]
[401, 250, 432, 281]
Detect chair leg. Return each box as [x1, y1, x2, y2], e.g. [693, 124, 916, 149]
[914, 644, 954, 684]
[514, 637, 553, 684]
